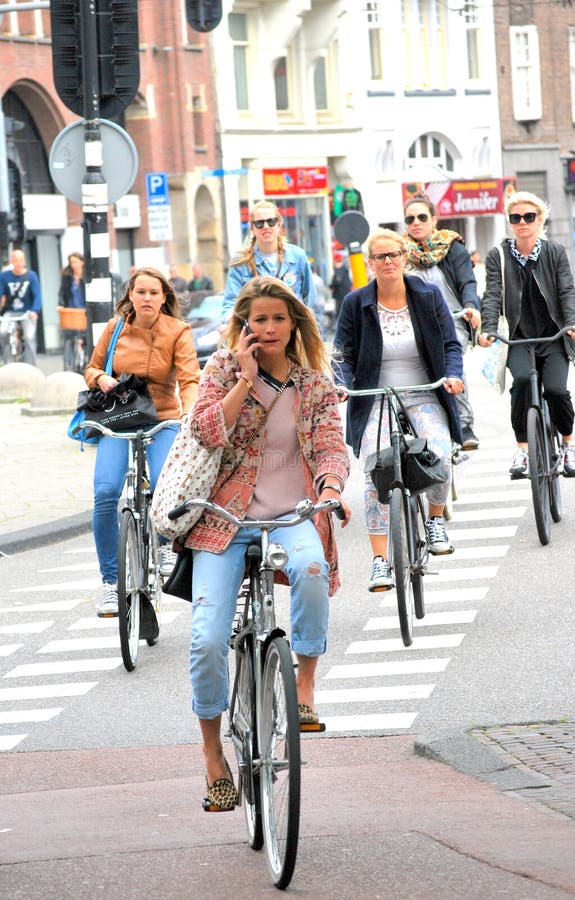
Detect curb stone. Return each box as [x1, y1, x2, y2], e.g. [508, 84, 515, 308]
[0, 511, 92, 556]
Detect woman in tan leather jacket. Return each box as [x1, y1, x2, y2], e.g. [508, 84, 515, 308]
[84, 266, 201, 617]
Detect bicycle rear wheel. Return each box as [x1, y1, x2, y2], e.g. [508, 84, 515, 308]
[258, 636, 300, 890]
[411, 495, 427, 620]
[231, 634, 263, 850]
[543, 401, 562, 523]
[527, 407, 551, 545]
[118, 509, 141, 670]
[390, 487, 414, 646]
[145, 516, 162, 646]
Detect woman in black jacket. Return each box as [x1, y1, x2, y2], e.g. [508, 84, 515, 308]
[334, 228, 463, 593]
[403, 194, 481, 451]
[479, 191, 575, 479]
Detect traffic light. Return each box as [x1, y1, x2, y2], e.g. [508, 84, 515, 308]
[186, 0, 222, 32]
[50, 0, 140, 119]
[566, 158, 575, 193]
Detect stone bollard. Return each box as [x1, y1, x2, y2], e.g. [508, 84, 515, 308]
[22, 370, 87, 416]
[0, 362, 45, 402]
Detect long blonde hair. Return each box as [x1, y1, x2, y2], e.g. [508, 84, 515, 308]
[226, 275, 330, 375]
[230, 201, 287, 277]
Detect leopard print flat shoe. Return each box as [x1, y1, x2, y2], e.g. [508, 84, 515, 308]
[298, 703, 319, 725]
[203, 760, 238, 812]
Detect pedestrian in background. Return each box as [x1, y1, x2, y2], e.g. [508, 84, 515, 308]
[403, 193, 481, 451]
[330, 252, 352, 324]
[58, 252, 85, 309]
[222, 199, 320, 328]
[470, 250, 486, 297]
[84, 266, 201, 617]
[0, 248, 42, 365]
[187, 262, 213, 292]
[479, 190, 575, 479]
[334, 228, 463, 593]
[169, 264, 188, 296]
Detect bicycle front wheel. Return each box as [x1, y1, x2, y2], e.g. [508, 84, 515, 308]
[258, 636, 300, 890]
[527, 407, 551, 545]
[390, 487, 414, 646]
[118, 509, 141, 670]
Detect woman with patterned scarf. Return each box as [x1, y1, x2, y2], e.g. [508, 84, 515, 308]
[403, 194, 481, 451]
[479, 191, 575, 479]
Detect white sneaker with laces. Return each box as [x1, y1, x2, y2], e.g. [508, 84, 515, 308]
[97, 583, 118, 618]
[368, 556, 394, 592]
[509, 447, 529, 479]
[425, 517, 454, 556]
[562, 443, 575, 477]
[159, 546, 177, 577]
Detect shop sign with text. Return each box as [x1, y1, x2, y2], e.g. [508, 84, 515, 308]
[402, 177, 518, 216]
[263, 166, 328, 196]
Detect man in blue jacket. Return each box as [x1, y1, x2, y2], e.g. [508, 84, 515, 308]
[0, 249, 42, 365]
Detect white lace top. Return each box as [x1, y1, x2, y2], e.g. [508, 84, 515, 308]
[377, 303, 429, 387]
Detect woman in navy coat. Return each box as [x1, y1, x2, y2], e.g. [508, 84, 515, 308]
[334, 228, 463, 592]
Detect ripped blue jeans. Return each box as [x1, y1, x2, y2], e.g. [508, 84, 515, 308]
[189, 517, 329, 720]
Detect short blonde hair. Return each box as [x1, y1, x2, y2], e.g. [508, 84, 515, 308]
[505, 191, 550, 237]
[367, 228, 406, 257]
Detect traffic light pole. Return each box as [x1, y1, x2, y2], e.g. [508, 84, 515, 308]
[80, 0, 113, 354]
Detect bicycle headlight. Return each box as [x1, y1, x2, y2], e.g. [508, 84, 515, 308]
[266, 542, 288, 570]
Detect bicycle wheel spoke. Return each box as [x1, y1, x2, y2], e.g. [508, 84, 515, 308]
[258, 637, 300, 889]
[118, 509, 141, 670]
[390, 487, 414, 646]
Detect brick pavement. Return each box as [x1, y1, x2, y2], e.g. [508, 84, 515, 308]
[470, 721, 575, 821]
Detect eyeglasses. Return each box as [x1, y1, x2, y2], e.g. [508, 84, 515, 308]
[508, 212, 538, 225]
[404, 213, 430, 225]
[370, 251, 405, 262]
[252, 218, 279, 229]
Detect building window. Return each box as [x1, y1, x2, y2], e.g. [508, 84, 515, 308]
[569, 27, 575, 123]
[407, 134, 455, 173]
[366, 1, 384, 81]
[510, 26, 542, 121]
[402, 0, 448, 91]
[464, 1, 481, 81]
[3, 90, 53, 194]
[229, 12, 249, 111]
[314, 57, 328, 110]
[274, 57, 289, 111]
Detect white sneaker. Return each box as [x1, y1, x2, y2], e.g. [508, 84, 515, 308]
[97, 583, 118, 618]
[425, 517, 454, 556]
[368, 556, 394, 592]
[159, 546, 177, 577]
[509, 447, 529, 479]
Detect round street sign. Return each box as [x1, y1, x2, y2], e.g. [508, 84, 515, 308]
[333, 210, 370, 248]
[49, 119, 139, 206]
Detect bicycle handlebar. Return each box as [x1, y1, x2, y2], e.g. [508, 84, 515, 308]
[74, 418, 180, 441]
[168, 496, 346, 526]
[342, 377, 446, 398]
[485, 324, 575, 347]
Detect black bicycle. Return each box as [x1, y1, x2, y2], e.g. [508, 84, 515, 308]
[345, 379, 447, 646]
[79, 418, 179, 669]
[168, 496, 344, 890]
[486, 326, 574, 545]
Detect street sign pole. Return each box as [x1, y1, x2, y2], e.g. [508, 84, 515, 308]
[80, 0, 112, 355]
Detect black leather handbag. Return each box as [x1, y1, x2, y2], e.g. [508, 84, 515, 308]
[367, 392, 448, 501]
[76, 373, 158, 437]
[162, 547, 194, 601]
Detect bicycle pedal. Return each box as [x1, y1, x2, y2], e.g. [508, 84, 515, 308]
[300, 722, 326, 733]
[202, 798, 237, 813]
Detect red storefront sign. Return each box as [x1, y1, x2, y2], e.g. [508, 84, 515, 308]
[263, 166, 328, 196]
[402, 177, 518, 217]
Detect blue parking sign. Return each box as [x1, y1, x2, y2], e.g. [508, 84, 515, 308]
[146, 172, 169, 206]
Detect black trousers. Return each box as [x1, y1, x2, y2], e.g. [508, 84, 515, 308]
[507, 344, 574, 442]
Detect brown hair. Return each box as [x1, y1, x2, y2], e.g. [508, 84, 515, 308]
[404, 193, 436, 217]
[230, 200, 286, 277]
[225, 275, 330, 374]
[116, 266, 181, 319]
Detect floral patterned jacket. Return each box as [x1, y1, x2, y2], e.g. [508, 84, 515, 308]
[184, 348, 350, 595]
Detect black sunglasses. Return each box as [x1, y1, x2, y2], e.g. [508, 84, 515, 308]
[404, 213, 430, 225]
[508, 212, 538, 225]
[252, 218, 279, 229]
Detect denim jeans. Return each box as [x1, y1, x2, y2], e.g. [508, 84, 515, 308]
[189, 517, 329, 720]
[93, 423, 179, 583]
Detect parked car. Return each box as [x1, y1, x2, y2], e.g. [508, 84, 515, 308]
[186, 291, 224, 367]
